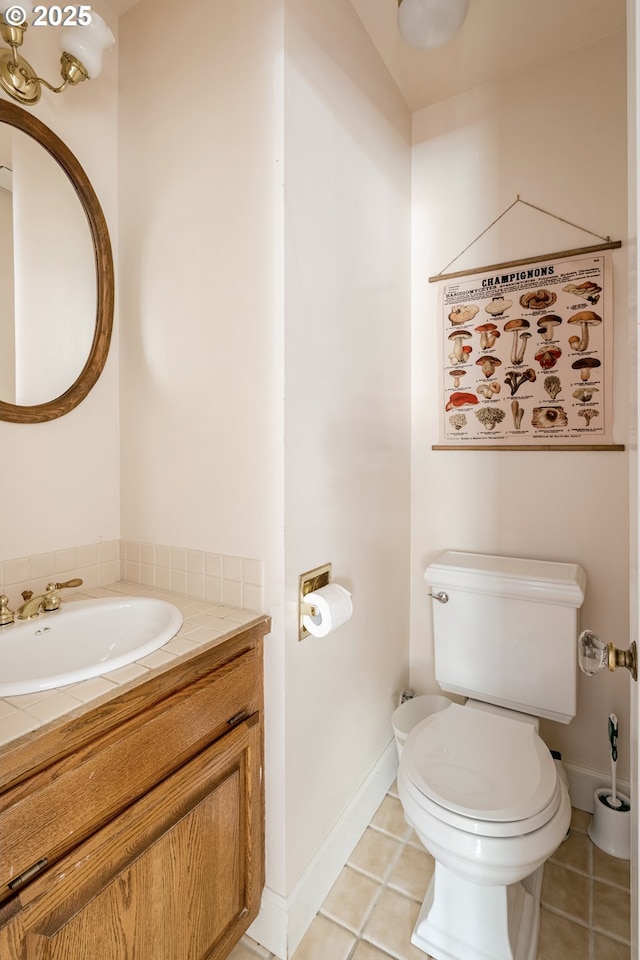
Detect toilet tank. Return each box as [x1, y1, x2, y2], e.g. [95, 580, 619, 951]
[424, 551, 586, 724]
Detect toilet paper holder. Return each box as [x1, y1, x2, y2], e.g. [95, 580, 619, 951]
[299, 562, 332, 640]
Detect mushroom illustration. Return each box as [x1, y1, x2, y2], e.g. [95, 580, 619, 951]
[475, 407, 506, 431]
[504, 367, 536, 396]
[449, 369, 466, 389]
[448, 304, 479, 326]
[477, 382, 501, 399]
[445, 392, 479, 412]
[573, 387, 600, 403]
[578, 408, 599, 427]
[485, 297, 512, 317]
[544, 375, 562, 400]
[563, 281, 602, 305]
[449, 412, 467, 431]
[511, 400, 524, 430]
[531, 406, 569, 429]
[519, 289, 557, 310]
[515, 332, 532, 365]
[475, 322, 501, 349]
[534, 346, 562, 370]
[504, 318, 531, 365]
[572, 357, 601, 381]
[536, 315, 562, 341]
[448, 329, 472, 363]
[475, 355, 502, 378]
[567, 311, 602, 352]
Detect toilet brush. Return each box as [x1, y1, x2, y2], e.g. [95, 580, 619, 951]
[588, 712, 631, 857]
[606, 714, 622, 809]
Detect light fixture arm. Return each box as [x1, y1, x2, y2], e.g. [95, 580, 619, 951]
[37, 53, 89, 94]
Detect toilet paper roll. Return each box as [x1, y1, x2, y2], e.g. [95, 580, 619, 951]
[302, 583, 353, 638]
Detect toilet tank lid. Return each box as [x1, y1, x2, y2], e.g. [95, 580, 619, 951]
[425, 551, 586, 608]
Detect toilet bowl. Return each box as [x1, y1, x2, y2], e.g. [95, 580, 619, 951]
[400, 551, 586, 960]
[397, 703, 571, 960]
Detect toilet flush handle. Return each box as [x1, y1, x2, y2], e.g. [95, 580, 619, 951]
[428, 591, 448, 604]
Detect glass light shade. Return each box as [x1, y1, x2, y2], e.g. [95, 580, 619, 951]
[397, 0, 470, 49]
[59, 12, 114, 78]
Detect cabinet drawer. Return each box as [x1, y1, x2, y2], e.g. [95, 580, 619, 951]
[0, 645, 260, 900]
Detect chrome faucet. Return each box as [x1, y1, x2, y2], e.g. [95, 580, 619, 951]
[16, 578, 83, 620]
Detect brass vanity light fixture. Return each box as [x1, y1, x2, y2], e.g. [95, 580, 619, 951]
[397, 0, 470, 49]
[0, 2, 114, 105]
[578, 629, 637, 682]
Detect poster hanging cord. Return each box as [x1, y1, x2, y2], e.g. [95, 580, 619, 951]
[435, 196, 613, 279]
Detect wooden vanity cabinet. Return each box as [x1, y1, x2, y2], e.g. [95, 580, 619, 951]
[0, 616, 269, 960]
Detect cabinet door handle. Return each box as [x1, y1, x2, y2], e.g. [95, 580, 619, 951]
[226, 710, 248, 727]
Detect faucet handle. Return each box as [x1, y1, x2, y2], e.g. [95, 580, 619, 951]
[0, 595, 14, 625]
[41, 578, 83, 612]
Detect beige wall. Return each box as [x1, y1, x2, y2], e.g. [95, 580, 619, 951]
[118, 0, 284, 568]
[283, 0, 411, 891]
[410, 31, 631, 780]
[0, 0, 119, 560]
[118, 0, 411, 923]
[118, 0, 288, 896]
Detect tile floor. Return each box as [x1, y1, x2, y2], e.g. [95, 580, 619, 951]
[229, 783, 631, 960]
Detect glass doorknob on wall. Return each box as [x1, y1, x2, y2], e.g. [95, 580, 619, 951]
[578, 630, 637, 681]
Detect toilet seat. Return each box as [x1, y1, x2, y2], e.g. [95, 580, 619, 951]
[402, 704, 560, 838]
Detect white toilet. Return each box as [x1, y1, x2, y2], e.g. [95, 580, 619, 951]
[397, 551, 586, 960]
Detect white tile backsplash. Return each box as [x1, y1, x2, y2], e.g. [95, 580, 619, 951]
[223, 555, 244, 582]
[98, 541, 118, 563]
[156, 544, 171, 568]
[77, 544, 98, 568]
[3, 557, 29, 584]
[0, 540, 264, 613]
[140, 542, 155, 566]
[171, 547, 188, 572]
[205, 553, 224, 578]
[187, 550, 205, 574]
[55, 547, 78, 573]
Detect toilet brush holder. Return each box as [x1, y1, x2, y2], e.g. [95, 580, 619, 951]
[588, 788, 631, 860]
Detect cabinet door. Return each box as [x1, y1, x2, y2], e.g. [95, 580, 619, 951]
[4, 716, 263, 960]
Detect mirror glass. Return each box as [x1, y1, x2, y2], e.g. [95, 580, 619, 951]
[0, 102, 113, 423]
[0, 125, 95, 405]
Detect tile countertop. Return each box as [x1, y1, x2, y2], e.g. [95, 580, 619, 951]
[0, 581, 266, 749]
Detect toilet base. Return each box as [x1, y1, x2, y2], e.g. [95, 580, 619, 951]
[411, 862, 544, 960]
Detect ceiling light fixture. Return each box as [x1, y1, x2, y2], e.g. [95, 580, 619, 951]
[0, 2, 114, 106]
[397, 0, 470, 50]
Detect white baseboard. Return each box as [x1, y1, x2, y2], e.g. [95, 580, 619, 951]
[247, 739, 398, 960]
[565, 760, 631, 813]
[246, 886, 288, 960]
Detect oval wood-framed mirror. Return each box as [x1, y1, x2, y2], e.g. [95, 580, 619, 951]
[0, 101, 113, 423]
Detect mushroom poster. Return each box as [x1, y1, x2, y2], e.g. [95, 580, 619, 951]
[438, 251, 614, 448]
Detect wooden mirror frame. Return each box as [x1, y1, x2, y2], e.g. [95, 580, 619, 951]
[0, 101, 114, 423]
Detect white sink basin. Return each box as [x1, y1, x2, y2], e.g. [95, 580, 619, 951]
[0, 597, 184, 697]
